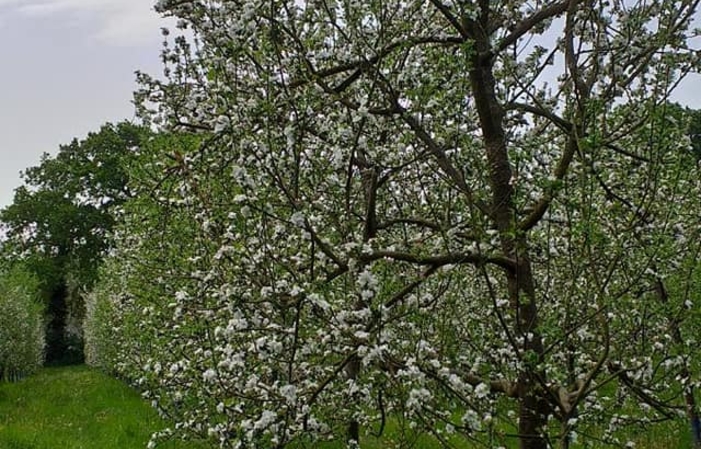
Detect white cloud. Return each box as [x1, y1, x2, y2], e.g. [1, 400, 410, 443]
[0, 0, 172, 46]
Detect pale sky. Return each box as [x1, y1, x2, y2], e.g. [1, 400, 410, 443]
[0, 3, 699, 209]
[0, 0, 173, 208]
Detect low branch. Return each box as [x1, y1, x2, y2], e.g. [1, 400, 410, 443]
[519, 135, 577, 231]
[550, 378, 586, 415]
[566, 311, 610, 414]
[359, 250, 515, 271]
[384, 356, 519, 398]
[466, 371, 519, 397]
[376, 217, 442, 231]
[607, 361, 679, 420]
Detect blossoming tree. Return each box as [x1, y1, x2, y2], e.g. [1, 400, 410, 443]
[88, 1, 701, 448]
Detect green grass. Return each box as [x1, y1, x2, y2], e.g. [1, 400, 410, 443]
[0, 365, 213, 449]
[0, 365, 690, 448]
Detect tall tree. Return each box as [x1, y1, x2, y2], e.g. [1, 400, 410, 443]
[1, 121, 148, 364]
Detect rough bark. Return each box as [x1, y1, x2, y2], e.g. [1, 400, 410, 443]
[345, 162, 380, 445]
[469, 22, 548, 449]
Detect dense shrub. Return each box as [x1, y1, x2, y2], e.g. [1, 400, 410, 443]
[0, 268, 44, 381]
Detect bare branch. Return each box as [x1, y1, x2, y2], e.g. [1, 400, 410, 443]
[490, 0, 570, 58]
[359, 249, 515, 271]
[519, 135, 577, 231]
[376, 217, 442, 231]
[428, 0, 469, 39]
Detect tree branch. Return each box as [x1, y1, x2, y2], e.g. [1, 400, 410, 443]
[489, 0, 570, 58]
[428, 0, 469, 39]
[505, 102, 572, 133]
[359, 250, 515, 271]
[289, 36, 463, 89]
[400, 112, 491, 217]
[519, 135, 577, 231]
[376, 217, 442, 231]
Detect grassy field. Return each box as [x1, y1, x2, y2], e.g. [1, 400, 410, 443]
[0, 365, 213, 449]
[0, 365, 691, 448]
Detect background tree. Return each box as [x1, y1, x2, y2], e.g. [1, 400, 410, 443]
[1, 121, 149, 365]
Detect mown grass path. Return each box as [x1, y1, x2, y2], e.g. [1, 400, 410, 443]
[0, 365, 212, 449]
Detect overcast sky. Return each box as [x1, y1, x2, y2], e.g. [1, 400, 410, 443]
[0, 0, 173, 208]
[0, 3, 700, 210]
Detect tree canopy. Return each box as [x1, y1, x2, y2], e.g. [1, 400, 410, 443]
[1, 121, 144, 289]
[1, 121, 149, 364]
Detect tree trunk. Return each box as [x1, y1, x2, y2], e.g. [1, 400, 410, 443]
[343, 163, 379, 446]
[687, 393, 701, 449]
[45, 281, 68, 365]
[511, 261, 549, 449]
[345, 352, 361, 444]
[469, 29, 548, 449]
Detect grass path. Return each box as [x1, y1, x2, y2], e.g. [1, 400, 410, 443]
[0, 365, 212, 449]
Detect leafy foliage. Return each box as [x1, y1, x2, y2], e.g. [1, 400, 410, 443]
[1, 121, 150, 365]
[1, 122, 146, 289]
[0, 267, 43, 381]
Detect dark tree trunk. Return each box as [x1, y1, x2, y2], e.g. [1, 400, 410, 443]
[45, 282, 68, 365]
[346, 354, 361, 444]
[469, 26, 548, 449]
